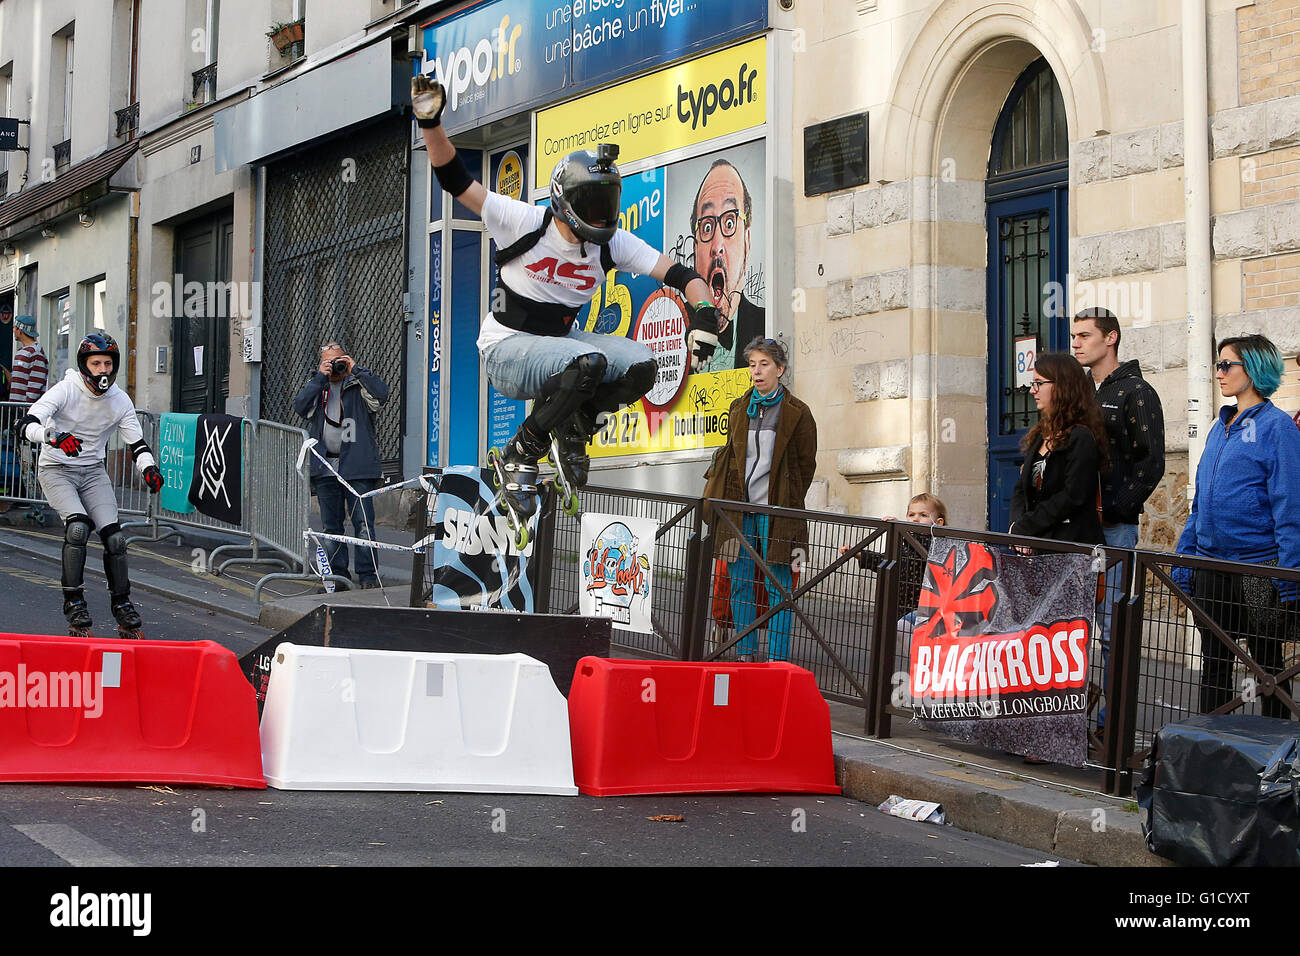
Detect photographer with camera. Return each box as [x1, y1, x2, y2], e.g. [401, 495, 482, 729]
[292, 341, 389, 589]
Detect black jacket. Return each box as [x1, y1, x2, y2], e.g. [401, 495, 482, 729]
[1009, 425, 1105, 545]
[291, 368, 389, 481]
[1092, 360, 1165, 524]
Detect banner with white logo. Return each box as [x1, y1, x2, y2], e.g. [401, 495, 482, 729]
[907, 537, 1096, 766]
[424, 466, 538, 612]
[188, 413, 242, 525]
[579, 513, 656, 632]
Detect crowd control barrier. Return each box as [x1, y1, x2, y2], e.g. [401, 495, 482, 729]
[408, 476, 1300, 798]
[0, 633, 265, 787]
[260, 644, 578, 794]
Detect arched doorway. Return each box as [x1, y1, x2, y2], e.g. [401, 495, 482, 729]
[985, 58, 1070, 533]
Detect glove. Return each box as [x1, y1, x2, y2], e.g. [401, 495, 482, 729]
[687, 303, 721, 373]
[48, 430, 83, 457]
[411, 74, 447, 129]
[142, 465, 163, 494]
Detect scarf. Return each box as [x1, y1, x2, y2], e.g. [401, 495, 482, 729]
[746, 384, 784, 418]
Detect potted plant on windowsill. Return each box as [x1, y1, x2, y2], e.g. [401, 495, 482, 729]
[267, 19, 304, 53]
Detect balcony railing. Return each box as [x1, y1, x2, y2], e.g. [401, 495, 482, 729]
[53, 139, 71, 169]
[115, 102, 139, 139]
[192, 62, 218, 105]
[0, 170, 8, 197]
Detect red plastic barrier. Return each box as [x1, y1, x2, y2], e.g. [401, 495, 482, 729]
[568, 657, 840, 796]
[0, 634, 265, 788]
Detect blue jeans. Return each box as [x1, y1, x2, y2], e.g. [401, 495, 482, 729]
[313, 476, 378, 582]
[483, 328, 655, 400]
[730, 514, 794, 661]
[1096, 522, 1139, 728]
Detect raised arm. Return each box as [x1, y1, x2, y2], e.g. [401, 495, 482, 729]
[413, 75, 488, 217]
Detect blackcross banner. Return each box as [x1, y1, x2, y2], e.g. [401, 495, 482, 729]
[418, 466, 538, 612]
[187, 413, 243, 525]
[906, 536, 1097, 766]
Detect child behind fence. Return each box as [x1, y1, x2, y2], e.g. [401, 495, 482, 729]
[840, 493, 949, 661]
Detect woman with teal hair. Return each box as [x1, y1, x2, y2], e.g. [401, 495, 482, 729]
[1174, 333, 1300, 719]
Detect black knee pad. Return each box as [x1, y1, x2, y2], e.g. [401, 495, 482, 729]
[527, 352, 608, 437]
[62, 515, 94, 592]
[99, 522, 127, 554]
[64, 515, 94, 546]
[591, 359, 657, 413]
[99, 522, 130, 597]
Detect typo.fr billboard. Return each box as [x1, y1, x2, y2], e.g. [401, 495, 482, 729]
[418, 0, 768, 134]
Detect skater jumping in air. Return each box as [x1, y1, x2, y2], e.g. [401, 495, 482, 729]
[13, 333, 163, 636]
[412, 74, 721, 546]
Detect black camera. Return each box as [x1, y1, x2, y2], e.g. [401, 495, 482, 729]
[330, 358, 349, 376]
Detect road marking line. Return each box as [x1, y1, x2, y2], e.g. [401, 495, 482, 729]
[13, 823, 135, 867]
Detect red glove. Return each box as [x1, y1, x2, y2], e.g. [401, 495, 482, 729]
[142, 465, 163, 494]
[51, 432, 83, 456]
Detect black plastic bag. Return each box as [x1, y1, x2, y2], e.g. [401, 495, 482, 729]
[1138, 714, 1300, 866]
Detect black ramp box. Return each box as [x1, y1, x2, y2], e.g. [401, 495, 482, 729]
[239, 606, 612, 717]
[1138, 714, 1300, 866]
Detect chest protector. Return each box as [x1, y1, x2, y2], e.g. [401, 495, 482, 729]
[492, 208, 617, 337]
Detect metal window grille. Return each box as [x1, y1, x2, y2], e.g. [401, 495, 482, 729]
[261, 119, 407, 473]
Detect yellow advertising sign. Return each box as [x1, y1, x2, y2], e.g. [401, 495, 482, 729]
[588, 367, 753, 458]
[534, 37, 766, 190]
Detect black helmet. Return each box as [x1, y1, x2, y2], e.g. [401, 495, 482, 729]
[550, 143, 622, 245]
[77, 332, 120, 395]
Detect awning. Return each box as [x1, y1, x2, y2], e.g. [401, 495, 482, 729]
[213, 38, 405, 173]
[0, 140, 139, 239]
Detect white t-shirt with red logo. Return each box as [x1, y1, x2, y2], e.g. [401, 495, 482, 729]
[476, 191, 661, 353]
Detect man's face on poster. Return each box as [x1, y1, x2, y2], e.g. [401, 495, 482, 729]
[692, 163, 750, 325]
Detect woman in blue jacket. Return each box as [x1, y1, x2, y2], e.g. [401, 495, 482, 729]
[1174, 334, 1300, 720]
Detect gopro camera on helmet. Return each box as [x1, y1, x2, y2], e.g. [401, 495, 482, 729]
[595, 143, 620, 169]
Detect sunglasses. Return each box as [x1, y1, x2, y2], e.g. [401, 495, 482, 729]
[1215, 360, 1245, 373]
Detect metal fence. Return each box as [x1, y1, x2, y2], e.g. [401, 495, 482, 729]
[408, 477, 1299, 796]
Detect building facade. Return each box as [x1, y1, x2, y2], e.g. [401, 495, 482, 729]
[4, 0, 1299, 535]
[795, 0, 1300, 542]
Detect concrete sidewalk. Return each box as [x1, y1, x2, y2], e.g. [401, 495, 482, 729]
[0, 518, 1168, 867]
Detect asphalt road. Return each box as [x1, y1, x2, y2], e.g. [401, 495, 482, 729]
[0, 547, 1073, 867]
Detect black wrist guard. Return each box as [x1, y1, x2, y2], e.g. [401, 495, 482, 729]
[433, 153, 475, 198]
[664, 263, 705, 296]
[689, 303, 721, 335]
[416, 113, 441, 130]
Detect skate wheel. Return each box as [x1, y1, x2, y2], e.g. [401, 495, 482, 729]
[514, 524, 529, 551]
[562, 490, 580, 517]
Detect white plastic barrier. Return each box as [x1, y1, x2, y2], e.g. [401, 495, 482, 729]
[259, 644, 577, 794]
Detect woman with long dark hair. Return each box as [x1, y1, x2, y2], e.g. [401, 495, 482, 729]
[1008, 352, 1109, 545]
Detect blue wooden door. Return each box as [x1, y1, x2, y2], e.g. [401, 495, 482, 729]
[986, 189, 1068, 533]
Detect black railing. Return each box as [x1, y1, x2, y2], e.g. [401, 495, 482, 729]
[0, 170, 8, 197]
[53, 139, 70, 168]
[115, 102, 139, 139]
[192, 63, 218, 104]
[409, 482, 1300, 796]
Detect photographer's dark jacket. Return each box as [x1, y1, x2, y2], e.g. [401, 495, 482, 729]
[1093, 360, 1165, 524]
[292, 367, 389, 481]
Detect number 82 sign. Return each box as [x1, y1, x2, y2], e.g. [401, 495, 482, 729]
[1014, 336, 1037, 390]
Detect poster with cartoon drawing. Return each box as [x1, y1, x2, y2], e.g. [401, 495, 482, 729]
[579, 513, 657, 633]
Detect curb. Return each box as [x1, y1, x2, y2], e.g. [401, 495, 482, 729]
[831, 734, 1173, 867]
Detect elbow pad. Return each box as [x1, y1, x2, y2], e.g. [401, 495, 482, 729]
[129, 439, 157, 471]
[664, 263, 705, 296]
[16, 414, 43, 445]
[433, 153, 474, 198]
